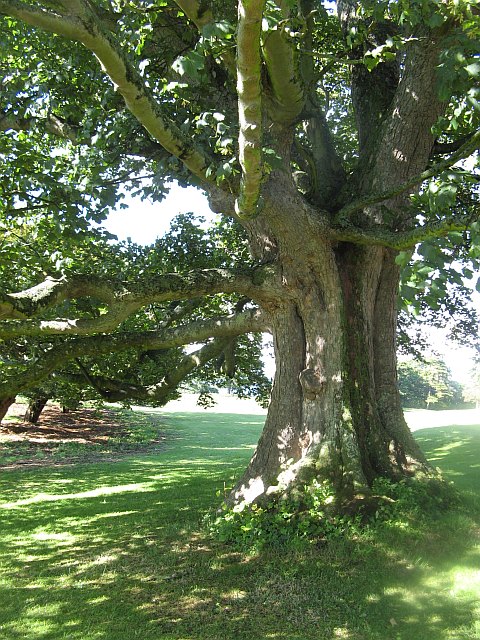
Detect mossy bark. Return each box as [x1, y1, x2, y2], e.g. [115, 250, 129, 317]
[230, 240, 431, 507]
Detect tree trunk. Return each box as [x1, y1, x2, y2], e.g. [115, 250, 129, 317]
[24, 396, 49, 424]
[231, 241, 432, 506]
[0, 396, 16, 424]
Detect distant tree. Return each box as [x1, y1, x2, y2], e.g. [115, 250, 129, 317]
[24, 395, 49, 424]
[398, 358, 464, 409]
[463, 367, 480, 408]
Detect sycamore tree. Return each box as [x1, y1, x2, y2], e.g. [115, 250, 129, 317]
[0, 0, 479, 507]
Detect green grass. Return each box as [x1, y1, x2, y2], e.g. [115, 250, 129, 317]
[0, 409, 479, 639]
[0, 408, 165, 466]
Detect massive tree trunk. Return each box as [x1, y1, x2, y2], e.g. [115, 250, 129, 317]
[232, 245, 431, 505]
[228, 15, 446, 506]
[232, 201, 431, 506]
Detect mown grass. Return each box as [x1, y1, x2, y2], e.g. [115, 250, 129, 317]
[0, 408, 479, 640]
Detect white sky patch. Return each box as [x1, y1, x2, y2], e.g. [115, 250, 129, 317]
[103, 182, 216, 245]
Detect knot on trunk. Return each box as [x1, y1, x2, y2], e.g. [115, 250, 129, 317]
[299, 367, 326, 400]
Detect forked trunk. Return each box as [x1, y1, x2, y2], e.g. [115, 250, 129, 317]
[231, 244, 431, 506]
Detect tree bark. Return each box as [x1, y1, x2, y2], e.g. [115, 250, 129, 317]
[231, 238, 432, 506]
[24, 396, 49, 424]
[0, 396, 16, 424]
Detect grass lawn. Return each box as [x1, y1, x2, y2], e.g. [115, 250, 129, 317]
[0, 405, 479, 640]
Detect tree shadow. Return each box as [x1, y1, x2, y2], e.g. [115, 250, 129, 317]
[0, 416, 478, 639]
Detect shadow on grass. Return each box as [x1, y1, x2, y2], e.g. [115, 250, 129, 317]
[0, 413, 478, 639]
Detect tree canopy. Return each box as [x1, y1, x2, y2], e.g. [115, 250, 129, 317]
[398, 357, 464, 408]
[1, 0, 480, 505]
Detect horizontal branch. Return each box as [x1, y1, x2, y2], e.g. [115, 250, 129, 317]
[0, 112, 86, 144]
[0, 267, 276, 337]
[0, 309, 269, 396]
[332, 212, 478, 251]
[0, 0, 218, 185]
[70, 338, 230, 404]
[336, 129, 480, 223]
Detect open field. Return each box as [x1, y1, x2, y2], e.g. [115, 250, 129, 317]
[0, 403, 479, 639]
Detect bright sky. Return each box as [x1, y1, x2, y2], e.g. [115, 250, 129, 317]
[103, 183, 478, 385]
[103, 183, 216, 245]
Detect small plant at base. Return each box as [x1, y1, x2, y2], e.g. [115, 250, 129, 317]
[207, 477, 461, 550]
[207, 480, 364, 551]
[370, 476, 461, 522]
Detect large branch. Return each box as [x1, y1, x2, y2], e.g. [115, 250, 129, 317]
[337, 0, 400, 157]
[335, 130, 480, 223]
[0, 309, 269, 396]
[235, 0, 265, 219]
[332, 212, 479, 251]
[367, 28, 447, 195]
[0, 266, 276, 337]
[71, 338, 231, 404]
[262, 27, 304, 124]
[0, 0, 217, 185]
[294, 1, 345, 206]
[0, 112, 86, 144]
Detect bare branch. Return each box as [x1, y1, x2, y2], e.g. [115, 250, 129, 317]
[235, 0, 265, 219]
[67, 337, 236, 403]
[367, 30, 446, 194]
[332, 212, 479, 251]
[335, 129, 480, 223]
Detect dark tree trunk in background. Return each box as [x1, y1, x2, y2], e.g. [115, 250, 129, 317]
[24, 396, 49, 424]
[0, 396, 16, 424]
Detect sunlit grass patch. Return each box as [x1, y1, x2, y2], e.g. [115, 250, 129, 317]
[0, 409, 479, 639]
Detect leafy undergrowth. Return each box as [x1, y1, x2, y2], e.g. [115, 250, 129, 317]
[0, 409, 479, 640]
[208, 476, 462, 552]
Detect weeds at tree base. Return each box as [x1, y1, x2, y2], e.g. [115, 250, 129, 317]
[207, 477, 462, 552]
